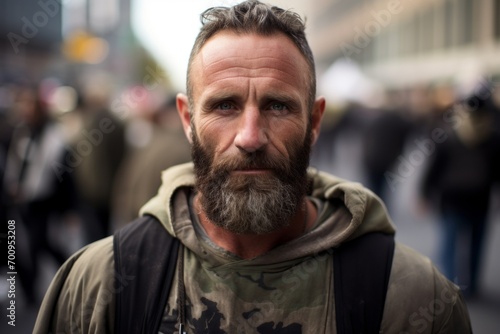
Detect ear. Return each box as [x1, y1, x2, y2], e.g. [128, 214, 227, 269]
[176, 93, 193, 143]
[310, 96, 325, 146]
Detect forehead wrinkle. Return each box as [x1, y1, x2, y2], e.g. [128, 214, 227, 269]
[201, 55, 300, 83]
[203, 54, 298, 72]
[202, 75, 301, 97]
[198, 56, 307, 93]
[205, 64, 296, 76]
[203, 68, 299, 87]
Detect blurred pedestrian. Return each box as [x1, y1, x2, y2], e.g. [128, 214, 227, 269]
[71, 74, 125, 242]
[420, 85, 500, 297]
[362, 107, 413, 201]
[112, 94, 191, 228]
[2, 84, 78, 305]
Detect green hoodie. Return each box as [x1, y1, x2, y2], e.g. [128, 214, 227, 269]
[34, 163, 471, 333]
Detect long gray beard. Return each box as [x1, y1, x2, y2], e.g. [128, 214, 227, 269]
[200, 173, 299, 234]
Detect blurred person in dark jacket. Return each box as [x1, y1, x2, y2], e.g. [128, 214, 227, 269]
[2, 84, 78, 305]
[420, 85, 500, 297]
[362, 107, 413, 201]
[72, 74, 125, 242]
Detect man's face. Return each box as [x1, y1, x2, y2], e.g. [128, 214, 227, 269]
[178, 31, 324, 234]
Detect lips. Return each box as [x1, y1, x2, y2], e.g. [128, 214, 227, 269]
[232, 169, 272, 175]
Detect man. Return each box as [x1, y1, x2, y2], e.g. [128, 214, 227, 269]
[34, 1, 471, 333]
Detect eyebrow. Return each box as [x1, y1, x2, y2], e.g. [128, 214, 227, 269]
[201, 93, 242, 110]
[260, 93, 301, 110]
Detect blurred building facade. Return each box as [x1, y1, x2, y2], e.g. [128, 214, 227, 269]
[0, 0, 141, 88]
[284, 0, 500, 88]
[0, 0, 63, 83]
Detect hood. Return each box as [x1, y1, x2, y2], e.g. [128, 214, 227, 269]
[140, 162, 395, 260]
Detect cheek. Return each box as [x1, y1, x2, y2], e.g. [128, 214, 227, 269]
[195, 117, 235, 155]
[268, 119, 308, 157]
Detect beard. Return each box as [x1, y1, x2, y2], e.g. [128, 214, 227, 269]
[191, 124, 312, 235]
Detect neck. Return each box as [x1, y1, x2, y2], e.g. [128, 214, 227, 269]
[194, 195, 317, 259]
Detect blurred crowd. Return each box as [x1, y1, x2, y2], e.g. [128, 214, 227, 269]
[0, 73, 191, 306]
[1, 69, 499, 307]
[313, 75, 500, 299]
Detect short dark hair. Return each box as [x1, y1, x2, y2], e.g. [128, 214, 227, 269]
[186, 0, 316, 112]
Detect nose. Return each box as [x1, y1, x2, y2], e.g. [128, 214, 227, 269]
[234, 108, 268, 153]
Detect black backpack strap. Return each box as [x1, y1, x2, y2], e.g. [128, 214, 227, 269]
[113, 215, 180, 334]
[334, 232, 395, 334]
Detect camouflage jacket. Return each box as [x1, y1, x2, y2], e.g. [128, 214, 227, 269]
[34, 163, 471, 333]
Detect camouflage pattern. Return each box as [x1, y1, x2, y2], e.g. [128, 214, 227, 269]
[159, 194, 337, 334]
[33, 163, 472, 334]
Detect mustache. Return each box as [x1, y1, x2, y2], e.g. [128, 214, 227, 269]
[211, 151, 291, 175]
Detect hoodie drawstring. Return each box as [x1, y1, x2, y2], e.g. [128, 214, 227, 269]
[177, 245, 187, 334]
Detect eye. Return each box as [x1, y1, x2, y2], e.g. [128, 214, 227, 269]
[213, 101, 238, 115]
[217, 102, 234, 110]
[268, 102, 289, 115]
[270, 102, 287, 110]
